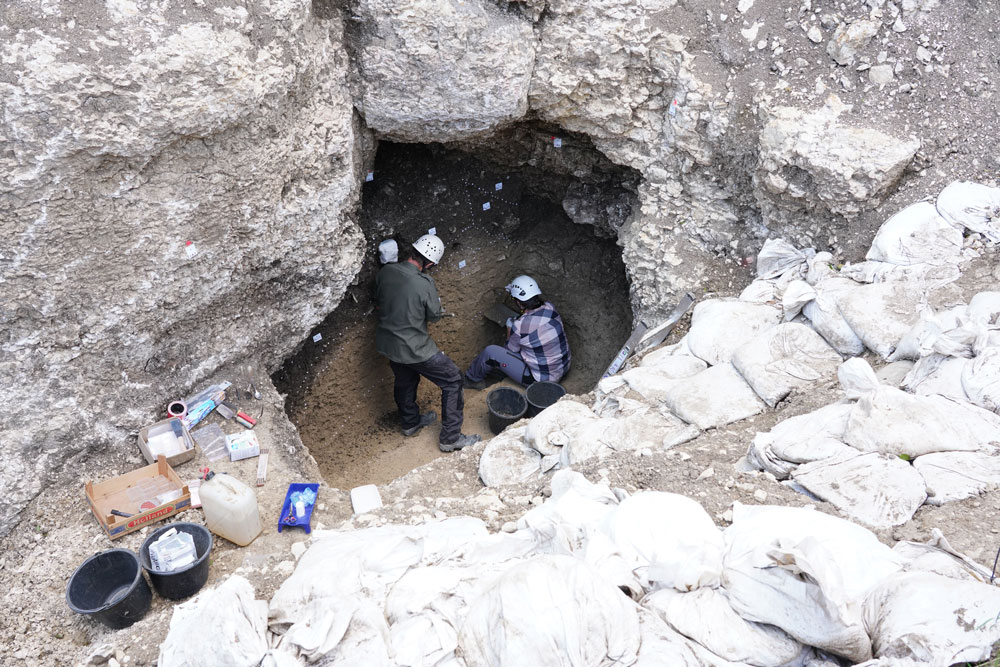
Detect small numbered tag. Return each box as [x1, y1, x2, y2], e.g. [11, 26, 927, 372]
[553, 137, 562, 148]
[185, 241, 198, 258]
[495, 182, 503, 191]
[482, 202, 491, 211]
[365, 171, 374, 182]
[312, 333, 323, 343]
[428, 227, 436, 235]
[458, 260, 467, 269]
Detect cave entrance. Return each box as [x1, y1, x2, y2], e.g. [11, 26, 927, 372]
[274, 135, 636, 490]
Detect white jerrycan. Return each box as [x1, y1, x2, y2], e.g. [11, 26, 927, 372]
[200, 471, 262, 546]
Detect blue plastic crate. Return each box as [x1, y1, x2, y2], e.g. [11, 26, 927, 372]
[277, 483, 320, 534]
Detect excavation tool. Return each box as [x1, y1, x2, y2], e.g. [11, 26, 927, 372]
[482, 303, 519, 328]
[600, 292, 695, 380]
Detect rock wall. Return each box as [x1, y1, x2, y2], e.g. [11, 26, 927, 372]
[0, 1, 367, 536]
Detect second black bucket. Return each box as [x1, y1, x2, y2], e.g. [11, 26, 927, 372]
[526, 381, 567, 417]
[66, 548, 152, 629]
[486, 387, 528, 435]
[139, 522, 213, 599]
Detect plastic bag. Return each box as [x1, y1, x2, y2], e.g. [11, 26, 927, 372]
[756, 238, 814, 280]
[731, 322, 843, 407]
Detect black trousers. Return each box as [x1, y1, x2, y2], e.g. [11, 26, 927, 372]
[390, 351, 464, 444]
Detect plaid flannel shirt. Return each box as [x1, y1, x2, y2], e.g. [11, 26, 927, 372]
[506, 302, 571, 382]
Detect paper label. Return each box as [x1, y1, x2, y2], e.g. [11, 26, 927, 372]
[365, 171, 374, 182]
[312, 333, 322, 342]
[458, 260, 467, 269]
[482, 202, 491, 211]
[428, 227, 436, 235]
[185, 242, 197, 258]
[495, 182, 503, 190]
[553, 137, 562, 148]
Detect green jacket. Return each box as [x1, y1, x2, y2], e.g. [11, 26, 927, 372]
[375, 261, 443, 364]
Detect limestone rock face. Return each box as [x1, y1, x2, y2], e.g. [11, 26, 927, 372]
[0, 1, 366, 536]
[345, 0, 536, 142]
[754, 99, 919, 247]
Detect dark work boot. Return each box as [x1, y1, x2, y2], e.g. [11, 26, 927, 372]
[463, 376, 487, 390]
[439, 433, 482, 452]
[402, 411, 437, 437]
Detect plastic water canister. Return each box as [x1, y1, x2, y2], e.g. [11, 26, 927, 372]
[199, 472, 262, 546]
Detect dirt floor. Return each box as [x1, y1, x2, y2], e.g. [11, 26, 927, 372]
[273, 143, 634, 491]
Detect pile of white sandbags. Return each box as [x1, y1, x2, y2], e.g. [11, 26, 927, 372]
[158, 471, 1000, 667]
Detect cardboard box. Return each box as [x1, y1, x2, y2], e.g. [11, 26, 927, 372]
[137, 417, 196, 467]
[86, 456, 192, 540]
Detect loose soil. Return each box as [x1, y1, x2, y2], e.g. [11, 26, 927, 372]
[274, 143, 634, 490]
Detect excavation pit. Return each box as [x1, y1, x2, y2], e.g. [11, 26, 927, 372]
[274, 139, 636, 489]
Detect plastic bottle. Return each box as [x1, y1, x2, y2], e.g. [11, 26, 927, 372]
[199, 471, 262, 546]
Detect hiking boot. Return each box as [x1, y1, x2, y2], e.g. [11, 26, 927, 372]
[439, 433, 482, 452]
[402, 411, 437, 437]
[463, 376, 487, 390]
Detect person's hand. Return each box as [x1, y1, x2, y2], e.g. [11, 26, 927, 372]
[505, 317, 514, 329]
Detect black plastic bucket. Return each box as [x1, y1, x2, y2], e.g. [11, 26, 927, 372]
[66, 549, 151, 629]
[487, 387, 528, 435]
[526, 381, 567, 417]
[139, 522, 213, 600]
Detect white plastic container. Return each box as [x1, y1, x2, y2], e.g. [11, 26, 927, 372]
[149, 528, 197, 572]
[199, 473, 262, 546]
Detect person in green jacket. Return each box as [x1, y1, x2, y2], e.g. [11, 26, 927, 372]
[375, 234, 482, 452]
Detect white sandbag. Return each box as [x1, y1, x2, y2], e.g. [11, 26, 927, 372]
[458, 555, 641, 667]
[633, 610, 715, 667]
[837, 281, 926, 359]
[686, 299, 782, 366]
[894, 529, 998, 583]
[781, 280, 816, 321]
[722, 504, 903, 663]
[643, 587, 807, 667]
[638, 352, 708, 377]
[900, 354, 969, 402]
[731, 323, 842, 407]
[478, 427, 540, 487]
[159, 576, 269, 667]
[740, 278, 781, 304]
[802, 278, 866, 356]
[565, 408, 699, 467]
[838, 357, 880, 399]
[913, 450, 1000, 505]
[874, 360, 914, 387]
[517, 470, 620, 552]
[663, 364, 766, 430]
[967, 291, 1000, 327]
[756, 238, 813, 280]
[791, 452, 927, 528]
[962, 346, 1000, 412]
[936, 180, 1000, 242]
[865, 201, 964, 267]
[600, 492, 724, 592]
[838, 260, 961, 288]
[890, 305, 989, 362]
[524, 400, 598, 456]
[863, 571, 1000, 664]
[746, 403, 855, 480]
[805, 252, 836, 285]
[844, 385, 1000, 457]
[620, 367, 682, 403]
[275, 597, 391, 665]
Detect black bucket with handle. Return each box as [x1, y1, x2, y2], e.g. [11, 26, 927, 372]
[486, 387, 528, 435]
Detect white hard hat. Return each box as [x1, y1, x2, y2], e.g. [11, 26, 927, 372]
[412, 234, 444, 264]
[506, 275, 541, 301]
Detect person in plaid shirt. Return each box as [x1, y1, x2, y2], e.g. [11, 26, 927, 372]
[464, 275, 571, 389]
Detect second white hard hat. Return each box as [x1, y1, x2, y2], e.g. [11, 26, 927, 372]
[506, 275, 541, 301]
[412, 234, 445, 265]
